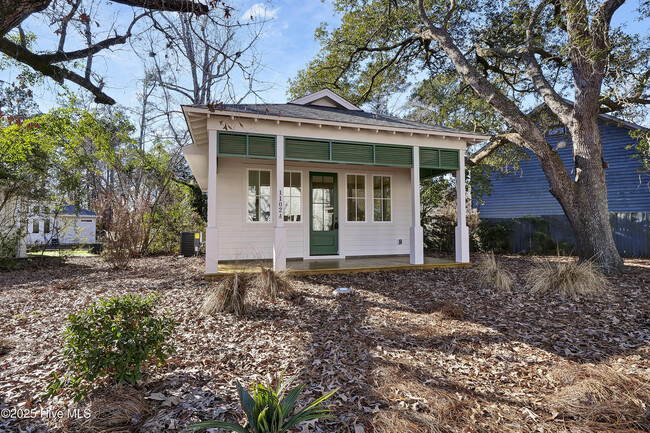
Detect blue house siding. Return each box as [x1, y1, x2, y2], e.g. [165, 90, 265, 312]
[475, 119, 650, 218]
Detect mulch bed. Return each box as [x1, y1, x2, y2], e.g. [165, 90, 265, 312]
[0, 255, 648, 432]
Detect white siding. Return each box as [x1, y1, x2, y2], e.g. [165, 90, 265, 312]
[25, 216, 97, 245]
[215, 157, 412, 260]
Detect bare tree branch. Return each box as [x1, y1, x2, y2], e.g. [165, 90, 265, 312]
[0, 37, 115, 104]
[466, 133, 524, 166]
[109, 0, 208, 14]
[520, 1, 574, 125]
[0, 0, 210, 104]
[415, 0, 574, 199]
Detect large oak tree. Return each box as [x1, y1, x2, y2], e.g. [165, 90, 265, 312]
[290, 0, 650, 274]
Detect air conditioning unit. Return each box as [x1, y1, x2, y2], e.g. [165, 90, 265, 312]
[180, 231, 202, 257]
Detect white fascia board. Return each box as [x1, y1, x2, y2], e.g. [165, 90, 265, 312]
[182, 106, 490, 143]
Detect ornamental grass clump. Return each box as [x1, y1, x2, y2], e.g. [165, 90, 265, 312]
[527, 258, 608, 300]
[256, 266, 294, 300]
[475, 252, 514, 291]
[189, 371, 338, 433]
[45, 294, 175, 402]
[201, 273, 250, 316]
[547, 364, 650, 429]
[63, 383, 149, 433]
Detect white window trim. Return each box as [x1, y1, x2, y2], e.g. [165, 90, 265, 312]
[245, 168, 274, 225]
[372, 174, 393, 223]
[283, 170, 303, 224]
[345, 173, 367, 223]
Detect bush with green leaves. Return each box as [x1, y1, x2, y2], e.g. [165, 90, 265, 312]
[474, 220, 514, 254]
[190, 372, 338, 433]
[46, 294, 175, 401]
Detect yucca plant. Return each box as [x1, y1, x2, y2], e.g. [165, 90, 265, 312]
[189, 373, 337, 433]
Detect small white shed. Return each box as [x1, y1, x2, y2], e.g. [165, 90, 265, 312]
[26, 204, 98, 246]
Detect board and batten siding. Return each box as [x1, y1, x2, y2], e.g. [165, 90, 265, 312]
[476, 119, 650, 218]
[215, 157, 412, 260]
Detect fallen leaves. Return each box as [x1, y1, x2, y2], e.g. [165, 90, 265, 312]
[0, 255, 648, 432]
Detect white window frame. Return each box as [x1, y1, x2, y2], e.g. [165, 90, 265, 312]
[345, 173, 367, 223]
[372, 174, 393, 223]
[283, 170, 303, 224]
[246, 168, 273, 224]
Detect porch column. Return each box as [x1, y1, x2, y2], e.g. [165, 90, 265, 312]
[410, 146, 424, 264]
[206, 130, 219, 274]
[273, 135, 287, 271]
[455, 154, 470, 263]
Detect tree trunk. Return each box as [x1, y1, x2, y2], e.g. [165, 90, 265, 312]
[0, 0, 50, 38]
[543, 115, 624, 274]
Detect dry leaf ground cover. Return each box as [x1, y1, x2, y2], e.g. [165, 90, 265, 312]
[1, 255, 649, 432]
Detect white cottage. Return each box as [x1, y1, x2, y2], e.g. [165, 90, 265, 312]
[26, 204, 98, 246]
[182, 90, 488, 275]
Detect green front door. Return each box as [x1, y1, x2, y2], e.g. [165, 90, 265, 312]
[310, 172, 338, 255]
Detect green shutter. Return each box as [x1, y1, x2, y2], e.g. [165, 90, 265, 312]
[248, 135, 276, 158]
[218, 132, 247, 156]
[331, 141, 374, 164]
[420, 148, 460, 170]
[440, 149, 460, 169]
[218, 132, 276, 159]
[374, 145, 413, 167]
[285, 138, 330, 161]
[420, 148, 440, 168]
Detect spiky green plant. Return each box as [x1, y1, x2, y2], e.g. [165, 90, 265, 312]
[189, 373, 338, 433]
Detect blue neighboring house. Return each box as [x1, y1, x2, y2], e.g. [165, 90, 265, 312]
[475, 113, 650, 257]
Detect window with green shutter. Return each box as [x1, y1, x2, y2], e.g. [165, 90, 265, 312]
[332, 142, 374, 164]
[248, 135, 275, 158]
[218, 132, 247, 156]
[217, 132, 276, 159]
[439, 149, 460, 168]
[374, 145, 413, 167]
[420, 148, 460, 170]
[285, 138, 330, 161]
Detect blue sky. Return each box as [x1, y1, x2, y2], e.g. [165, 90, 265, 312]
[0, 0, 339, 112]
[0, 0, 647, 120]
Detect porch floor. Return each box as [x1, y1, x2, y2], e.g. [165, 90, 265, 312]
[208, 255, 469, 277]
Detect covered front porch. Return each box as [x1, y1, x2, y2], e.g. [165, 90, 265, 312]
[208, 255, 468, 277]
[181, 90, 489, 276]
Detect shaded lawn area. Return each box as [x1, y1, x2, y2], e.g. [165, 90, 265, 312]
[1, 255, 649, 432]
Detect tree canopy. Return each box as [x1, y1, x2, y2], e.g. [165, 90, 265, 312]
[289, 0, 650, 274]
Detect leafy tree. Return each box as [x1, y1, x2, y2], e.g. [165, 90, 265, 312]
[289, 0, 650, 274]
[0, 109, 86, 256]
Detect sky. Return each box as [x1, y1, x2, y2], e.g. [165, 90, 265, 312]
[0, 0, 340, 113]
[0, 0, 648, 122]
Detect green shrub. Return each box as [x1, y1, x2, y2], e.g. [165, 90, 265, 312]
[473, 220, 514, 253]
[423, 199, 480, 253]
[46, 294, 176, 401]
[190, 371, 338, 433]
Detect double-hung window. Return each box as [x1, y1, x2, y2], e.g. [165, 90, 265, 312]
[284, 172, 301, 222]
[346, 174, 366, 222]
[373, 176, 391, 222]
[248, 170, 271, 222]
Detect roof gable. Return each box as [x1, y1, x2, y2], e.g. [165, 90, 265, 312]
[289, 89, 361, 111]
